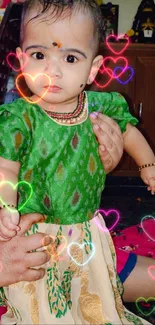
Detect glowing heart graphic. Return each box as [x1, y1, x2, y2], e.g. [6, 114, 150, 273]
[93, 209, 120, 232]
[6, 52, 28, 72]
[141, 215, 155, 241]
[67, 241, 95, 266]
[42, 235, 67, 261]
[102, 57, 128, 79]
[148, 266, 155, 280]
[114, 66, 134, 85]
[0, 181, 33, 212]
[93, 67, 113, 89]
[106, 34, 129, 55]
[136, 297, 155, 316]
[15, 73, 52, 104]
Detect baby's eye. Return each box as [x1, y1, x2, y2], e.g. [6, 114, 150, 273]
[31, 52, 45, 60]
[65, 55, 78, 63]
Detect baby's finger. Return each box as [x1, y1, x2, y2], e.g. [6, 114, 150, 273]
[1, 215, 19, 231]
[0, 220, 16, 238]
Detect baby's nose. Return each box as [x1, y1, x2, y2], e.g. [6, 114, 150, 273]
[45, 60, 62, 78]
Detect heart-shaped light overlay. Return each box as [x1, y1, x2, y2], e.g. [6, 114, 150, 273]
[15, 73, 52, 104]
[136, 297, 155, 316]
[141, 215, 155, 242]
[93, 67, 114, 89]
[102, 56, 128, 79]
[67, 241, 95, 266]
[42, 235, 67, 261]
[93, 209, 120, 232]
[114, 66, 134, 85]
[106, 34, 129, 55]
[0, 181, 33, 212]
[6, 52, 28, 72]
[148, 266, 155, 281]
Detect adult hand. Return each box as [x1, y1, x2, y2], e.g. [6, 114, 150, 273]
[0, 213, 52, 287]
[89, 112, 123, 174]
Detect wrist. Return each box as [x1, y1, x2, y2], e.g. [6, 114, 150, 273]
[139, 162, 155, 171]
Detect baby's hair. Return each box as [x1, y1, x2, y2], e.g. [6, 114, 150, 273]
[20, 0, 104, 54]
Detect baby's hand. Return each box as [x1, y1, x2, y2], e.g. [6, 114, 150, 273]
[0, 207, 20, 241]
[140, 166, 155, 195]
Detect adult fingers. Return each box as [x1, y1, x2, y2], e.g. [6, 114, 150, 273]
[98, 147, 113, 174]
[21, 232, 52, 252]
[90, 112, 122, 138]
[18, 213, 46, 236]
[93, 124, 114, 149]
[91, 120, 123, 158]
[25, 251, 50, 268]
[18, 268, 46, 282]
[90, 113, 123, 156]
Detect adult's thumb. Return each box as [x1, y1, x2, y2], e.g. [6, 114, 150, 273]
[17, 213, 46, 236]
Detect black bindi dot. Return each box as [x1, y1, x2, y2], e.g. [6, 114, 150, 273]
[52, 42, 58, 47]
[80, 84, 84, 88]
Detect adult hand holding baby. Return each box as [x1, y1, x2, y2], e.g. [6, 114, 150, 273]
[90, 112, 123, 173]
[0, 213, 52, 286]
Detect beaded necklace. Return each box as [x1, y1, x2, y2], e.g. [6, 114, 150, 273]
[44, 91, 87, 125]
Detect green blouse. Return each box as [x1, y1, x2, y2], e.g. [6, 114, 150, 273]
[0, 91, 138, 225]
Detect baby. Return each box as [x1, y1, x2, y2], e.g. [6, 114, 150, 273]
[0, 0, 154, 324]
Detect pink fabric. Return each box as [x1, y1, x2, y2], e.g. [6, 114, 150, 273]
[112, 218, 155, 274]
[0, 306, 7, 321]
[0, 0, 10, 8]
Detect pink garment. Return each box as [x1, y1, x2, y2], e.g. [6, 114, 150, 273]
[0, 306, 7, 321]
[112, 218, 155, 273]
[0, 0, 10, 8]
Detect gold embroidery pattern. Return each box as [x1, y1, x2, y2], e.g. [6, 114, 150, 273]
[24, 282, 39, 325]
[79, 271, 109, 324]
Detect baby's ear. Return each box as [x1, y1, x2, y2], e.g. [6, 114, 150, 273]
[16, 47, 24, 70]
[87, 55, 103, 85]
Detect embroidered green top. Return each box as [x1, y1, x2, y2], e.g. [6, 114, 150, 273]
[0, 91, 138, 225]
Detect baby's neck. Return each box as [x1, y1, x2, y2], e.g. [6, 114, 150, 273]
[30, 95, 79, 114]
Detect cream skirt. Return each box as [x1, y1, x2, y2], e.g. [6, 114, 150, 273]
[1, 213, 151, 325]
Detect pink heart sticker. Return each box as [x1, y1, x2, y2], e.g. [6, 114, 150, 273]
[102, 56, 128, 79]
[93, 209, 120, 232]
[6, 52, 28, 72]
[106, 34, 129, 55]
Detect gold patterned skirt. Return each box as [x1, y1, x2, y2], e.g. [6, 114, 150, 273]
[1, 214, 151, 325]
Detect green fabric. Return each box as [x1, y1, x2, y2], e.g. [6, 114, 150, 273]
[0, 91, 138, 225]
[87, 91, 138, 133]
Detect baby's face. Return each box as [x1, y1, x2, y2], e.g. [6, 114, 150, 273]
[16, 5, 103, 105]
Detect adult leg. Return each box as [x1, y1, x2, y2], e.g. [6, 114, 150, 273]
[123, 255, 155, 302]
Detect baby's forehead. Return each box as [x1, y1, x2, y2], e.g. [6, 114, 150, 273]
[22, 5, 96, 50]
[23, 4, 94, 32]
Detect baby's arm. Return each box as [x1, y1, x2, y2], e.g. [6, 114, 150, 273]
[123, 124, 155, 194]
[0, 156, 20, 241]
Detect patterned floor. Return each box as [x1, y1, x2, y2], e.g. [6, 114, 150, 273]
[100, 176, 155, 324]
